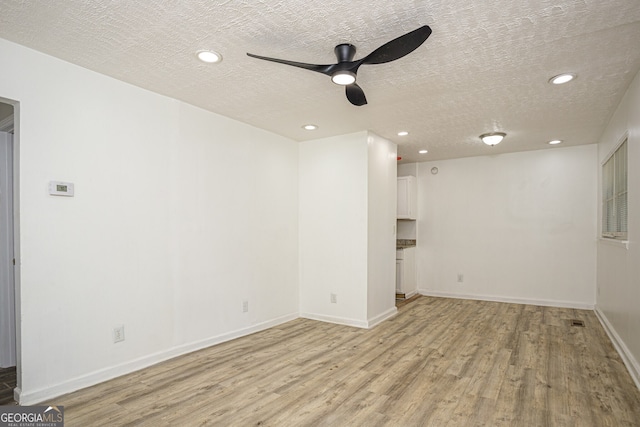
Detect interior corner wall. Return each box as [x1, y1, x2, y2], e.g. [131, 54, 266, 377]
[0, 38, 299, 404]
[596, 68, 640, 387]
[298, 132, 369, 327]
[416, 145, 598, 308]
[366, 132, 397, 325]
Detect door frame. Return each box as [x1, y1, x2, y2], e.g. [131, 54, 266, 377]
[0, 126, 15, 367]
[0, 97, 21, 401]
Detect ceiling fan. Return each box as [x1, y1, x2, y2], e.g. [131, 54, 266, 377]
[247, 25, 432, 106]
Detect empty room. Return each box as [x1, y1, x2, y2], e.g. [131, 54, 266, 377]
[0, 1, 639, 425]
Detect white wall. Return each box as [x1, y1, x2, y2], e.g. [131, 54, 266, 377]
[396, 220, 416, 240]
[299, 132, 369, 327]
[416, 145, 598, 308]
[298, 131, 397, 328]
[0, 38, 299, 404]
[397, 163, 417, 177]
[366, 133, 397, 326]
[596, 68, 640, 387]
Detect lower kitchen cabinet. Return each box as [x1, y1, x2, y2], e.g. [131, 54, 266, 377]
[395, 247, 417, 296]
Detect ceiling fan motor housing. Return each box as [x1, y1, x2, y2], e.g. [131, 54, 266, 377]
[335, 44, 357, 62]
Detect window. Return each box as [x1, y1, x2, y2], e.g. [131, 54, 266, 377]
[602, 138, 628, 239]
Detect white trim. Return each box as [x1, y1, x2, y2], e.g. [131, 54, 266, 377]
[403, 290, 418, 299]
[594, 307, 640, 390]
[367, 307, 398, 329]
[600, 131, 629, 166]
[300, 312, 369, 329]
[598, 238, 629, 250]
[0, 114, 13, 133]
[0, 132, 15, 368]
[15, 312, 299, 405]
[418, 289, 595, 310]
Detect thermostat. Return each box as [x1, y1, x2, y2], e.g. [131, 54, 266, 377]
[49, 181, 74, 197]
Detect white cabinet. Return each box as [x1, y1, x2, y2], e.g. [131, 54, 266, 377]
[397, 176, 417, 220]
[395, 247, 417, 296]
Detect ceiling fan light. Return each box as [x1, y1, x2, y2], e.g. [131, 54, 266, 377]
[480, 132, 506, 146]
[331, 71, 356, 85]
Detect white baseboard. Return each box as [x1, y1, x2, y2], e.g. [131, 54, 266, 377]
[300, 312, 369, 329]
[367, 307, 398, 329]
[594, 306, 640, 390]
[301, 306, 398, 330]
[418, 289, 595, 310]
[16, 312, 299, 405]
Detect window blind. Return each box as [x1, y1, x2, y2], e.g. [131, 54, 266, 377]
[602, 138, 628, 239]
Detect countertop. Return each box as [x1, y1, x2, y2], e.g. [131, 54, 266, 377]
[396, 239, 416, 249]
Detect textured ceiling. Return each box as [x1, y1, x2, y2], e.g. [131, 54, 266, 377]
[1, 0, 639, 162]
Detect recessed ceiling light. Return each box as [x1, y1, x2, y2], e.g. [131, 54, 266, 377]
[331, 71, 356, 85]
[397, 131, 409, 136]
[302, 124, 318, 130]
[480, 132, 506, 146]
[197, 50, 222, 63]
[418, 150, 428, 154]
[549, 73, 576, 85]
[548, 139, 563, 145]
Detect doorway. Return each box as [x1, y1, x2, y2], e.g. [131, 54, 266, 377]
[0, 100, 17, 403]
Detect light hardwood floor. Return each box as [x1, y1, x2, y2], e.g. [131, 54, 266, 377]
[44, 297, 640, 426]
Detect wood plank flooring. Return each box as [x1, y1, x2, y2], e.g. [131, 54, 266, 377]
[395, 293, 420, 309]
[41, 297, 640, 426]
[0, 366, 17, 405]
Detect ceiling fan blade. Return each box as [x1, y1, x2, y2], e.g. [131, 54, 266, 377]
[345, 83, 367, 106]
[247, 53, 334, 75]
[362, 25, 432, 65]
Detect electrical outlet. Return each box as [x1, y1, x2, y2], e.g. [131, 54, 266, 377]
[457, 274, 464, 283]
[242, 300, 249, 313]
[330, 293, 337, 304]
[113, 325, 125, 343]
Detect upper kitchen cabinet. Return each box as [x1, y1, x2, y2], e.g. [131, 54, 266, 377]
[397, 176, 417, 220]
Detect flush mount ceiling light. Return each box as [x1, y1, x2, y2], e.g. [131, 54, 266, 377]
[418, 149, 428, 154]
[480, 132, 506, 146]
[548, 139, 563, 145]
[331, 71, 356, 86]
[549, 73, 576, 85]
[302, 124, 318, 130]
[397, 131, 409, 136]
[197, 50, 222, 63]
